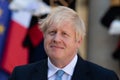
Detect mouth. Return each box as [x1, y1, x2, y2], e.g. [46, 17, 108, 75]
[50, 45, 64, 49]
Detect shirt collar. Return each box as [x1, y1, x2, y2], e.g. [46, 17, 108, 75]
[48, 54, 78, 78]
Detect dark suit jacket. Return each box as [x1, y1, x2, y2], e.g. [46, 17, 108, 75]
[9, 55, 119, 80]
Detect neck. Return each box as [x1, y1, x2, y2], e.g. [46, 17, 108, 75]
[49, 54, 76, 68]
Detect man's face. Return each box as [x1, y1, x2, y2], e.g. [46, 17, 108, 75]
[44, 22, 82, 61]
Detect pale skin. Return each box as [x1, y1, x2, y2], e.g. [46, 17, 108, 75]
[44, 21, 82, 68]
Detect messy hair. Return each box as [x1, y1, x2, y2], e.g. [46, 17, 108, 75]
[39, 6, 86, 41]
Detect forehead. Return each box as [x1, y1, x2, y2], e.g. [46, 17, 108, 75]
[48, 22, 75, 32]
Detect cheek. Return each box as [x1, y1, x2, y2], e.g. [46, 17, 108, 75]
[44, 36, 49, 47]
[44, 36, 52, 48]
[69, 41, 79, 49]
[44, 38, 49, 47]
[44, 35, 51, 42]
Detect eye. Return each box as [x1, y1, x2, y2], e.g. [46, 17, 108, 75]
[62, 32, 69, 37]
[48, 31, 56, 35]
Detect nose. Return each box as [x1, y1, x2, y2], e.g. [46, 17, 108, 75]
[53, 33, 61, 43]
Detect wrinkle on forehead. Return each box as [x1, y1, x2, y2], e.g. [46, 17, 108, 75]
[49, 19, 74, 29]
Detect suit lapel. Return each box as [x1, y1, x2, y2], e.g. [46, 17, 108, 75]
[30, 55, 92, 80]
[31, 59, 48, 80]
[71, 55, 91, 80]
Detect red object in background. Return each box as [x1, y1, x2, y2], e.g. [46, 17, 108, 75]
[28, 24, 43, 47]
[1, 11, 32, 74]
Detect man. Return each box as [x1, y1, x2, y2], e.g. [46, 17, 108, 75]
[9, 6, 119, 80]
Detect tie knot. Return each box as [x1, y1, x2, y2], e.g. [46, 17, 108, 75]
[56, 70, 65, 77]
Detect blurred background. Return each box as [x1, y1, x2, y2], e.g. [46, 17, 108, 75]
[0, 0, 120, 79]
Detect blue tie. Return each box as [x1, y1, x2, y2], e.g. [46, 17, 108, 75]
[55, 70, 65, 80]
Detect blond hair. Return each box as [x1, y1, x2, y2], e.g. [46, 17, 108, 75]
[39, 6, 86, 41]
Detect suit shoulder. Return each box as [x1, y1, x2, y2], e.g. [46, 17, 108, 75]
[85, 60, 119, 79]
[9, 59, 47, 80]
[14, 59, 47, 72]
[86, 61, 111, 72]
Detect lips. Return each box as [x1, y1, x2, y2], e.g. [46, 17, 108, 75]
[50, 45, 64, 49]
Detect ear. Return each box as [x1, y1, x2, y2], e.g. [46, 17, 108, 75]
[77, 37, 82, 47]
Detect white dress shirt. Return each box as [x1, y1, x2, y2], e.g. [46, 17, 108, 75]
[48, 55, 78, 80]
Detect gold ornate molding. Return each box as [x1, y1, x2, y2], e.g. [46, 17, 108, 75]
[50, 0, 73, 7]
[111, 0, 120, 6]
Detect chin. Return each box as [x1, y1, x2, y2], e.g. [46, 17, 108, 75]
[50, 53, 63, 58]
